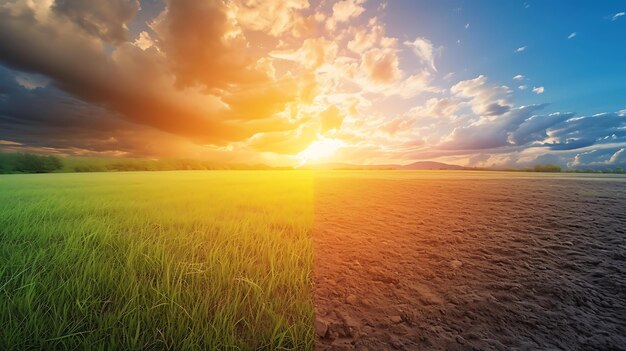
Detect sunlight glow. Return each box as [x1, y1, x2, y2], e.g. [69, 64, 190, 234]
[297, 137, 345, 165]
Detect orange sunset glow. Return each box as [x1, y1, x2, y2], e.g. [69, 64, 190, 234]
[2, 1, 626, 169]
[0, 0, 511, 167]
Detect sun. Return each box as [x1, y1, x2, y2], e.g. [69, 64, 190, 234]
[297, 137, 345, 165]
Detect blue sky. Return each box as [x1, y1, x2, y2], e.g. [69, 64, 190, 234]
[384, 0, 626, 115]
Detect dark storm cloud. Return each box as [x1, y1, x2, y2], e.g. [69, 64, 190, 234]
[1, 65, 126, 152]
[0, 0, 304, 154]
[52, 0, 140, 43]
[0, 65, 191, 157]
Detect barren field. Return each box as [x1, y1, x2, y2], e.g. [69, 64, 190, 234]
[313, 171, 626, 351]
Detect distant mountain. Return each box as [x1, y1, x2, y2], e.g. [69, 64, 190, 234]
[300, 161, 471, 170]
[399, 161, 470, 170]
[298, 162, 399, 170]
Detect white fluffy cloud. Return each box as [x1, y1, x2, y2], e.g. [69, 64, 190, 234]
[232, 0, 310, 37]
[326, 0, 366, 30]
[451, 75, 511, 116]
[404, 37, 437, 71]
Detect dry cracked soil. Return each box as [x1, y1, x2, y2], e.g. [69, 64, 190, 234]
[312, 172, 626, 351]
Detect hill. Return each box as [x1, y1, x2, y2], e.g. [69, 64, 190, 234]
[399, 161, 470, 170]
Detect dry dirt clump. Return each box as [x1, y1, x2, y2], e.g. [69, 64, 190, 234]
[313, 172, 626, 351]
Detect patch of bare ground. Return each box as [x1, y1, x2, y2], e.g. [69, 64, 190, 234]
[313, 172, 626, 351]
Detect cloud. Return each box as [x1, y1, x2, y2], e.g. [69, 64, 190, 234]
[319, 106, 345, 132]
[0, 65, 170, 157]
[246, 124, 317, 154]
[567, 32, 577, 39]
[532, 86, 545, 94]
[385, 71, 439, 98]
[468, 153, 490, 166]
[611, 12, 625, 21]
[439, 104, 547, 150]
[379, 117, 414, 135]
[451, 75, 511, 116]
[404, 37, 437, 71]
[346, 18, 390, 54]
[515, 46, 526, 52]
[52, 0, 140, 43]
[271, 37, 338, 70]
[417, 71, 625, 166]
[133, 31, 155, 50]
[0, 0, 309, 151]
[14, 72, 50, 90]
[326, 0, 366, 30]
[232, 0, 310, 37]
[509, 112, 574, 145]
[0, 0, 446, 162]
[518, 85, 527, 90]
[0, 1, 622, 169]
[571, 147, 626, 169]
[361, 47, 401, 84]
[548, 113, 626, 147]
[465, 23, 470, 29]
[608, 148, 626, 164]
[435, 105, 626, 168]
[405, 97, 463, 123]
[150, 0, 267, 89]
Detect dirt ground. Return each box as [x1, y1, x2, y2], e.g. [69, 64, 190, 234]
[312, 172, 626, 351]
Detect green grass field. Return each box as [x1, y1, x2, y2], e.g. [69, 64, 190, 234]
[0, 171, 314, 350]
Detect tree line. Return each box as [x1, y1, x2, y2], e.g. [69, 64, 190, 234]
[529, 164, 624, 174]
[1, 153, 625, 174]
[0, 152, 287, 174]
[0, 153, 63, 173]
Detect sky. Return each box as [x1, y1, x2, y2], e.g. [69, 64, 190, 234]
[0, 0, 625, 169]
